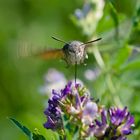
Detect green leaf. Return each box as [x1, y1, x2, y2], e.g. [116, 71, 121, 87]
[9, 118, 33, 140]
[112, 45, 131, 69]
[120, 60, 140, 72]
[9, 118, 46, 140]
[108, 1, 119, 39]
[32, 133, 46, 140]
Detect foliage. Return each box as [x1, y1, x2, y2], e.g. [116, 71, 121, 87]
[10, 118, 46, 140]
[0, 0, 140, 140]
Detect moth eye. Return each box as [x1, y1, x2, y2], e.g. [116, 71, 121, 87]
[69, 48, 75, 53]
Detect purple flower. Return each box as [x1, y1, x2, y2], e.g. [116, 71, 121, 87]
[61, 81, 72, 96]
[82, 101, 98, 125]
[39, 68, 67, 96]
[88, 109, 109, 138]
[74, 3, 91, 19]
[117, 136, 127, 140]
[84, 68, 100, 81]
[44, 116, 62, 130]
[44, 82, 94, 131]
[87, 107, 134, 139]
[118, 113, 134, 135]
[109, 136, 128, 140]
[75, 9, 84, 20]
[44, 82, 75, 131]
[44, 95, 63, 131]
[109, 107, 128, 126]
[43, 81, 134, 139]
[109, 107, 134, 138]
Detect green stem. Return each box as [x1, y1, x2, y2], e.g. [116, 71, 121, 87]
[92, 46, 123, 107]
[105, 74, 123, 107]
[59, 135, 66, 140]
[92, 46, 105, 69]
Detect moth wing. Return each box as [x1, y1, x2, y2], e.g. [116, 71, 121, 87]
[38, 49, 64, 60]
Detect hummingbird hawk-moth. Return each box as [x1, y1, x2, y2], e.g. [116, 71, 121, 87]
[34, 36, 101, 83]
[38, 36, 102, 66]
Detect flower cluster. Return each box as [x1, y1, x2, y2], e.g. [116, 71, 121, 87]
[72, 0, 104, 36]
[44, 82, 134, 140]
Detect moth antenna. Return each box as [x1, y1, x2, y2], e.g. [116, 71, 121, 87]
[51, 36, 69, 45]
[80, 38, 102, 46]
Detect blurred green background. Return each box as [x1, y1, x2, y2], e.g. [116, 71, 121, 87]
[0, 0, 140, 139]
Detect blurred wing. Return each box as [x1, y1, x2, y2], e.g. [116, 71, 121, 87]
[37, 49, 64, 60]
